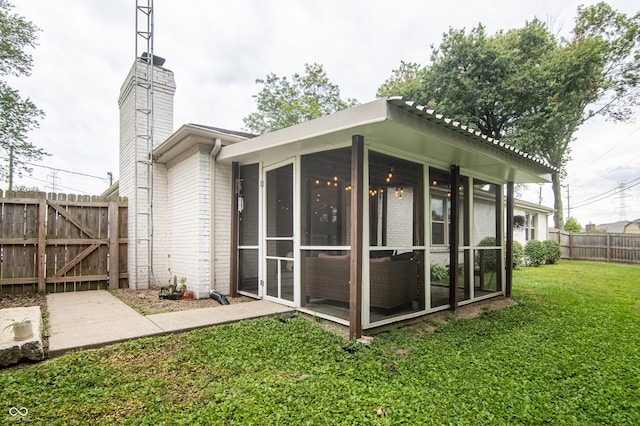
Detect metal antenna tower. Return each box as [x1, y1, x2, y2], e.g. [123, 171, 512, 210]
[134, 0, 155, 288]
[46, 170, 59, 193]
[615, 180, 631, 221]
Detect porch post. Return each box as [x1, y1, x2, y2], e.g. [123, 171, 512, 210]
[230, 162, 240, 297]
[449, 165, 460, 311]
[505, 181, 514, 298]
[349, 135, 364, 339]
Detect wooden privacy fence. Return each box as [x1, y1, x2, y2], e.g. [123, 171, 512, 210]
[549, 229, 640, 265]
[0, 191, 128, 294]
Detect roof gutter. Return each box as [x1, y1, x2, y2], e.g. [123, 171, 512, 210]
[209, 138, 222, 294]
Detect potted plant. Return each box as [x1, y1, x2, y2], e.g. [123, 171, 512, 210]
[4, 319, 34, 341]
[180, 277, 194, 300]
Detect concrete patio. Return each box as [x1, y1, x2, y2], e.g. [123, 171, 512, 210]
[46, 290, 294, 357]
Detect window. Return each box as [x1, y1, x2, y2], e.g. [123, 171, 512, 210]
[429, 168, 454, 246]
[430, 196, 449, 245]
[526, 213, 536, 241]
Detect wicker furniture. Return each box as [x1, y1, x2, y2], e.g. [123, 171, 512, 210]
[303, 254, 418, 309]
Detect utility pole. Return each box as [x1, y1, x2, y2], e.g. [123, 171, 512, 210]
[8, 146, 14, 191]
[538, 184, 542, 205]
[565, 184, 571, 219]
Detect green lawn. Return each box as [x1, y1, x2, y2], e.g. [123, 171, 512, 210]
[2, 261, 639, 425]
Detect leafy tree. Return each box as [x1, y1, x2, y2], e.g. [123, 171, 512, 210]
[0, 0, 48, 190]
[243, 63, 358, 134]
[377, 2, 640, 229]
[376, 61, 425, 102]
[564, 217, 582, 233]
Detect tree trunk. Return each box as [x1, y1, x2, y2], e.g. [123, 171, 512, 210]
[552, 171, 564, 229]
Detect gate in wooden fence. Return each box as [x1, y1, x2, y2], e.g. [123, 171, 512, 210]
[0, 191, 128, 294]
[549, 229, 640, 265]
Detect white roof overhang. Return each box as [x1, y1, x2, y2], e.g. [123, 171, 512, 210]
[154, 124, 248, 166]
[217, 98, 555, 184]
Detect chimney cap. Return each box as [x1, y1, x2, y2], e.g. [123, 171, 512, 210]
[141, 52, 165, 67]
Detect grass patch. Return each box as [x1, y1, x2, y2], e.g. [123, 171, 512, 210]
[1, 261, 639, 424]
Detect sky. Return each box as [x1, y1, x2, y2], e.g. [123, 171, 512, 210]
[4, 0, 640, 227]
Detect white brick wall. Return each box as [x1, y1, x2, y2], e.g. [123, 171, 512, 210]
[386, 188, 414, 246]
[167, 149, 212, 299]
[153, 163, 170, 286]
[213, 161, 232, 295]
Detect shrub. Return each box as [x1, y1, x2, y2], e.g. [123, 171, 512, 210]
[430, 264, 449, 282]
[478, 237, 497, 271]
[524, 240, 546, 267]
[512, 240, 524, 268]
[543, 239, 561, 264]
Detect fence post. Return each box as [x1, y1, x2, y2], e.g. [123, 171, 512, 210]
[108, 201, 120, 289]
[569, 232, 574, 260]
[37, 199, 47, 293]
[607, 234, 612, 262]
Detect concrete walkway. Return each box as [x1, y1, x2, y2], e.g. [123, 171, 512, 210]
[46, 290, 293, 357]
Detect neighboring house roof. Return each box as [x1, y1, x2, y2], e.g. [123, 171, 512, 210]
[101, 181, 119, 198]
[218, 97, 555, 184]
[624, 221, 640, 234]
[596, 221, 629, 233]
[513, 198, 554, 214]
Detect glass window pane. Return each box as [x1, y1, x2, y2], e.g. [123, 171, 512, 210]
[432, 223, 445, 245]
[431, 198, 444, 221]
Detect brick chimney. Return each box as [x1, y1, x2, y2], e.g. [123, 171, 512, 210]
[118, 56, 176, 289]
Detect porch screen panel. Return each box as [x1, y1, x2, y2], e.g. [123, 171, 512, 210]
[238, 164, 259, 295]
[301, 148, 352, 247]
[368, 151, 424, 323]
[300, 148, 352, 316]
[429, 168, 451, 308]
[265, 164, 294, 302]
[473, 181, 501, 295]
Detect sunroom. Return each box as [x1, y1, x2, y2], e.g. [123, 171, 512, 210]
[217, 97, 554, 338]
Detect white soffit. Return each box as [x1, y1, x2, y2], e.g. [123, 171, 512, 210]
[217, 98, 556, 184]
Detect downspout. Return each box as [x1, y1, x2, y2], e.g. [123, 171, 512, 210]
[209, 138, 222, 295]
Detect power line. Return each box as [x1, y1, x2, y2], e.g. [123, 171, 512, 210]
[17, 174, 94, 195]
[573, 176, 640, 205]
[0, 156, 111, 182]
[573, 126, 640, 177]
[572, 178, 640, 209]
[571, 151, 640, 190]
